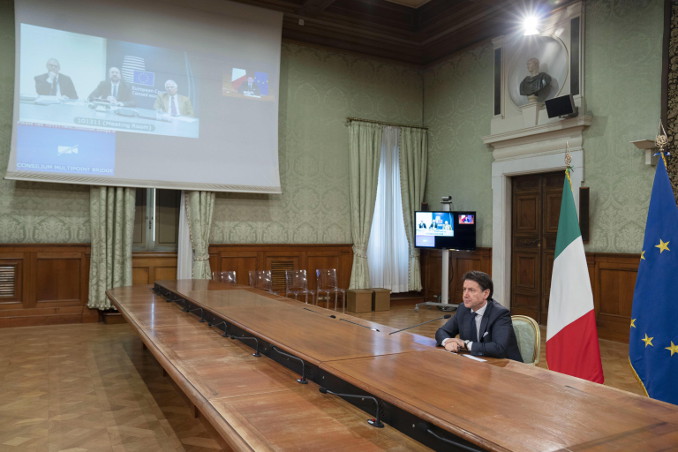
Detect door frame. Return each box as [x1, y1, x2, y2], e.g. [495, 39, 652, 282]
[491, 149, 584, 307]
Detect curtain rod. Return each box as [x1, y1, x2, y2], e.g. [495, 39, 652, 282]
[345, 117, 428, 130]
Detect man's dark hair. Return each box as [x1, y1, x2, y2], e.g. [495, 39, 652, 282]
[462, 271, 493, 299]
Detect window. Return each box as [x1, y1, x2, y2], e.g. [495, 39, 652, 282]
[133, 188, 180, 251]
[367, 127, 410, 293]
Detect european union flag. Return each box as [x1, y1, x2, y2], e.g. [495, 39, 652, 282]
[629, 156, 678, 405]
[133, 70, 155, 87]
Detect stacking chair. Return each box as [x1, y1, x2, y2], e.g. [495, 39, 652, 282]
[315, 268, 346, 310]
[212, 270, 237, 285]
[511, 314, 541, 365]
[248, 270, 277, 294]
[284, 269, 314, 304]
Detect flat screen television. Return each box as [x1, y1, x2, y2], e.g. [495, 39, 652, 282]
[414, 211, 476, 250]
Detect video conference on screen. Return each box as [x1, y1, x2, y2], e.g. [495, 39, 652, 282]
[15, 24, 273, 178]
[8, 0, 283, 193]
[414, 211, 476, 249]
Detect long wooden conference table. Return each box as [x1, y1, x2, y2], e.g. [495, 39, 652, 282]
[107, 280, 678, 451]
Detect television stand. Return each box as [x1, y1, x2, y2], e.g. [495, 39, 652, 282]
[414, 247, 458, 312]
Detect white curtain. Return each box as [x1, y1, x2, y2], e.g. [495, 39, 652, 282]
[367, 127, 409, 293]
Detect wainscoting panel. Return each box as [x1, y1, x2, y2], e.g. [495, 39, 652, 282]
[592, 253, 639, 342]
[420, 248, 493, 306]
[209, 244, 353, 294]
[0, 243, 639, 341]
[420, 248, 635, 342]
[132, 253, 178, 285]
[0, 245, 94, 327]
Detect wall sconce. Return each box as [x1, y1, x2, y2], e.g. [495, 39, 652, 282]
[631, 139, 658, 166]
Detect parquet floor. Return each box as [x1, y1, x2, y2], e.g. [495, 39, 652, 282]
[0, 298, 643, 451]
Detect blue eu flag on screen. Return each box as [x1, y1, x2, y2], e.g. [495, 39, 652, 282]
[133, 70, 155, 86]
[629, 156, 678, 405]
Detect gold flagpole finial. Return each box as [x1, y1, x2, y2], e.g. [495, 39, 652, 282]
[565, 141, 573, 187]
[656, 121, 668, 167]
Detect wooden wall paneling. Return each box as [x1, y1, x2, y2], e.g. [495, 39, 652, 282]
[132, 253, 177, 285]
[208, 245, 353, 292]
[35, 252, 83, 306]
[214, 251, 259, 285]
[448, 249, 491, 302]
[420, 248, 492, 305]
[81, 251, 95, 324]
[592, 253, 639, 342]
[154, 265, 179, 282]
[0, 244, 639, 340]
[306, 246, 349, 291]
[0, 245, 90, 327]
[133, 267, 150, 286]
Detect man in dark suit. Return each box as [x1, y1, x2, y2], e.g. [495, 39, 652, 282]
[435, 271, 523, 361]
[34, 58, 78, 99]
[88, 67, 134, 106]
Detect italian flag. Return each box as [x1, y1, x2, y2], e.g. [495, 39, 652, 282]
[546, 173, 604, 383]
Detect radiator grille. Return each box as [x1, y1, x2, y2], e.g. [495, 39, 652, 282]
[0, 265, 16, 297]
[270, 260, 294, 294]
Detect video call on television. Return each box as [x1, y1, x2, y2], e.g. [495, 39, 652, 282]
[414, 211, 476, 250]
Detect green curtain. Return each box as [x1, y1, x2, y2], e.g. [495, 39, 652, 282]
[399, 127, 428, 291]
[88, 186, 136, 310]
[348, 121, 382, 289]
[186, 191, 215, 279]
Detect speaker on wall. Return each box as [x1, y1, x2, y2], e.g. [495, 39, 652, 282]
[545, 94, 578, 118]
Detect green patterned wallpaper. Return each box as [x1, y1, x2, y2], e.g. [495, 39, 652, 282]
[0, 0, 666, 253]
[423, 45, 496, 248]
[583, 0, 664, 252]
[209, 44, 424, 244]
[423, 0, 664, 253]
[0, 0, 91, 244]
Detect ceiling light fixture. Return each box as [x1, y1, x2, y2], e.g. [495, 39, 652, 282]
[522, 15, 541, 36]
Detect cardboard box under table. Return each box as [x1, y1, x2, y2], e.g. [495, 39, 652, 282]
[347, 289, 373, 313]
[372, 288, 391, 311]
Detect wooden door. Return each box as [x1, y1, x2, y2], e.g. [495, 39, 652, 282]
[510, 171, 564, 324]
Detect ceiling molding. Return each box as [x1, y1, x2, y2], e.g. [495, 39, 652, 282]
[227, 0, 576, 65]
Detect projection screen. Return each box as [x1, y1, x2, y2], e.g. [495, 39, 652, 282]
[7, 0, 283, 193]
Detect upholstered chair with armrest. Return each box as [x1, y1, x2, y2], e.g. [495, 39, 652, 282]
[511, 314, 541, 365]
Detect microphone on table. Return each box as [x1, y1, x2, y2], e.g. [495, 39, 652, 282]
[388, 314, 452, 335]
[339, 317, 380, 332]
[304, 307, 337, 319]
